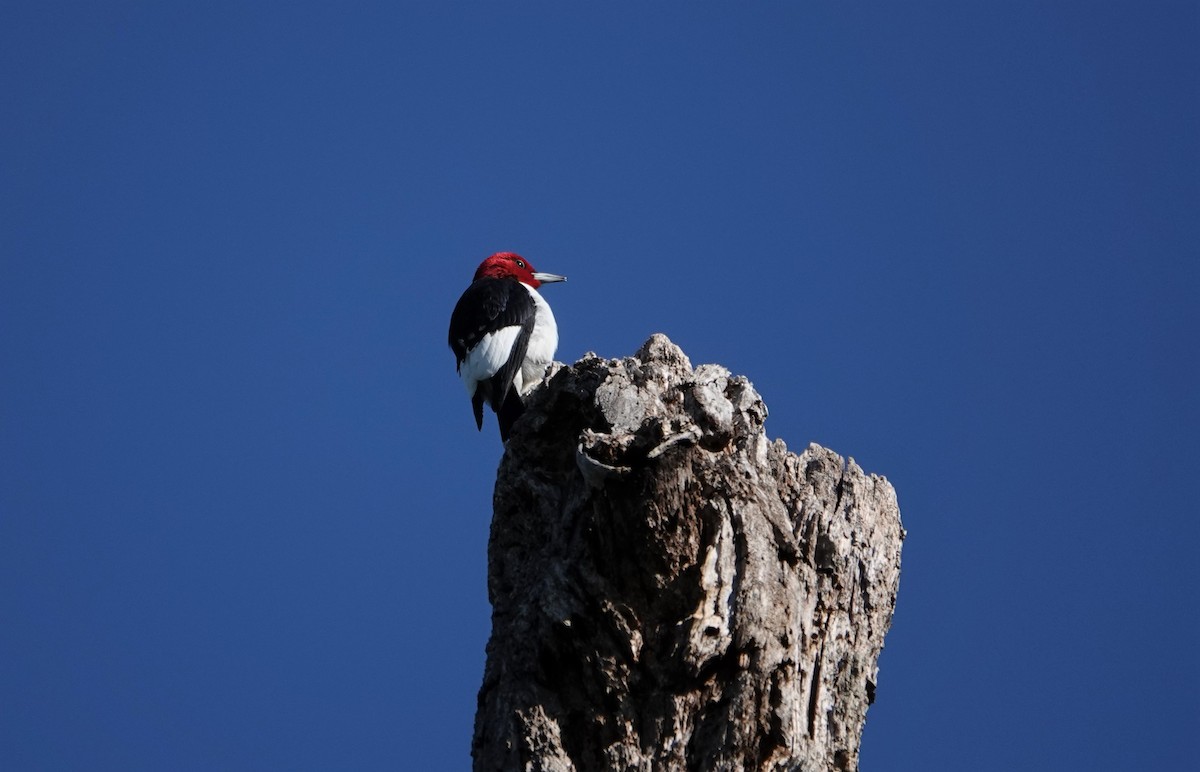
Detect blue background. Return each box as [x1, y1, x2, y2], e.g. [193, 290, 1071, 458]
[2, 3, 1196, 769]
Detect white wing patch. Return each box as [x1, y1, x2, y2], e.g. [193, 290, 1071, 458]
[459, 325, 522, 396]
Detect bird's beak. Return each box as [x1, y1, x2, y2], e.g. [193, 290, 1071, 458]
[532, 272, 566, 283]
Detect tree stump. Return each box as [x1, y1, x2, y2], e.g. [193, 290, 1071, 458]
[473, 335, 904, 771]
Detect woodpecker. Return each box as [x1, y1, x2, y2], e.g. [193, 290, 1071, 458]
[448, 252, 566, 440]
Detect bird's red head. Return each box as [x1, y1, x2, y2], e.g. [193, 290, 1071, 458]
[473, 252, 566, 289]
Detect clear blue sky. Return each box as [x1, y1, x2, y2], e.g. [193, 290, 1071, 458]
[2, 3, 1196, 770]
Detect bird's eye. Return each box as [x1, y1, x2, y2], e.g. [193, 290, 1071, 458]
[516, 260, 526, 269]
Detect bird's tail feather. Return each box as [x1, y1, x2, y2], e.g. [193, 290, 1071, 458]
[496, 391, 525, 441]
[471, 391, 486, 431]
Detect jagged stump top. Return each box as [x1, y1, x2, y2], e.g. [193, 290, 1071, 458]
[476, 334, 904, 772]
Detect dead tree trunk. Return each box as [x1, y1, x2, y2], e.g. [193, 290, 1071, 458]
[473, 335, 904, 771]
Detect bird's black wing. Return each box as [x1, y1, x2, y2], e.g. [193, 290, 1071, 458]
[486, 295, 535, 415]
[448, 277, 535, 363]
[448, 277, 536, 422]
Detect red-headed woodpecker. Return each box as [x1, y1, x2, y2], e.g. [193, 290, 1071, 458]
[448, 252, 566, 440]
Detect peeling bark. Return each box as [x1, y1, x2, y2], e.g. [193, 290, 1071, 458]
[473, 335, 904, 771]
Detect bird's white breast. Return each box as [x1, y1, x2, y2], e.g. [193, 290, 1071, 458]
[519, 284, 558, 394]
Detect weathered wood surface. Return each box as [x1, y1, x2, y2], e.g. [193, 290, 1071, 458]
[473, 335, 904, 771]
